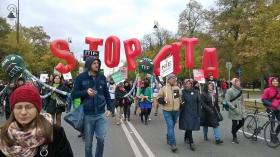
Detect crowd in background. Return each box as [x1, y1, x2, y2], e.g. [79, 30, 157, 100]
[0, 68, 279, 156]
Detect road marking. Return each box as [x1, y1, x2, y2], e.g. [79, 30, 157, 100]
[238, 130, 270, 141]
[121, 122, 143, 157]
[127, 121, 156, 157]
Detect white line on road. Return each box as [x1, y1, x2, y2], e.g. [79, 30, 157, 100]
[127, 121, 156, 157]
[238, 130, 269, 141]
[121, 122, 143, 157]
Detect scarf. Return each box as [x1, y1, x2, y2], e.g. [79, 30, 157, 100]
[1, 113, 53, 157]
[208, 90, 215, 106]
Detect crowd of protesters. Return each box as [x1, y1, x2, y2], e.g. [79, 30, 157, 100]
[0, 57, 279, 157]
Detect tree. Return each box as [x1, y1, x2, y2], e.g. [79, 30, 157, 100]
[0, 18, 11, 60]
[21, 26, 50, 54]
[178, 0, 207, 37]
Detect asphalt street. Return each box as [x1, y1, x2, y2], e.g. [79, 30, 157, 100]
[0, 103, 279, 157]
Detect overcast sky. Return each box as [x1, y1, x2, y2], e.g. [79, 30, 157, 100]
[0, 0, 215, 75]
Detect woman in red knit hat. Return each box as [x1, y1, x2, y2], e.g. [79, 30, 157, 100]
[0, 84, 73, 157]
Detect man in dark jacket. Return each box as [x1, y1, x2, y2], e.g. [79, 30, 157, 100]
[71, 56, 112, 157]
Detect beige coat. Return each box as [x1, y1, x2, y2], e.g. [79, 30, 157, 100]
[157, 84, 182, 111]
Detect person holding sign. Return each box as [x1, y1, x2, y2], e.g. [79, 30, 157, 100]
[157, 73, 181, 152]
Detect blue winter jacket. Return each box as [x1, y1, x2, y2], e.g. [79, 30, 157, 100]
[71, 57, 112, 115]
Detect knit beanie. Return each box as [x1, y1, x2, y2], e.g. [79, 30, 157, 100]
[9, 84, 42, 112]
[166, 73, 176, 81]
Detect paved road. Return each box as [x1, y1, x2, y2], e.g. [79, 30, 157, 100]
[1, 104, 279, 157]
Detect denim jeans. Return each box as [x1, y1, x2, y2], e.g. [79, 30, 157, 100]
[84, 114, 108, 157]
[162, 110, 179, 146]
[203, 126, 221, 140]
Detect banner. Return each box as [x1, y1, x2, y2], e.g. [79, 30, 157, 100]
[83, 50, 99, 61]
[160, 56, 173, 77]
[40, 74, 48, 83]
[63, 72, 72, 80]
[193, 69, 205, 83]
[119, 66, 128, 79]
[111, 71, 125, 84]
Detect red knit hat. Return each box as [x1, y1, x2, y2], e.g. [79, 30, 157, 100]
[9, 84, 42, 112]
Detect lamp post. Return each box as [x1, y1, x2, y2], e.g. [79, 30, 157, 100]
[153, 20, 163, 47]
[7, 0, 19, 44]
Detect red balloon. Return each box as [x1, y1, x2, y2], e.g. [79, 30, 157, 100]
[201, 48, 219, 79]
[182, 38, 198, 68]
[85, 37, 103, 51]
[171, 42, 182, 74]
[124, 38, 142, 71]
[50, 40, 76, 74]
[104, 36, 120, 68]
[153, 45, 173, 76]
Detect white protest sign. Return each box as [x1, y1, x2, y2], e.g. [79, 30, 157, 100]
[193, 69, 205, 83]
[63, 72, 72, 80]
[40, 74, 48, 83]
[160, 56, 173, 77]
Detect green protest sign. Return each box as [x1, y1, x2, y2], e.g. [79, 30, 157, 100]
[111, 71, 125, 84]
[138, 57, 153, 74]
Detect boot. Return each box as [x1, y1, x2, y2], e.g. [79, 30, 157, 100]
[204, 135, 208, 141]
[271, 134, 280, 144]
[189, 143, 196, 151]
[215, 139, 224, 145]
[232, 137, 239, 144]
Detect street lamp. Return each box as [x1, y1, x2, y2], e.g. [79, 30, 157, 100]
[7, 0, 19, 44]
[153, 20, 163, 47]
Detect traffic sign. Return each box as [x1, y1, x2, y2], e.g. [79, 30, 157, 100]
[226, 62, 232, 69]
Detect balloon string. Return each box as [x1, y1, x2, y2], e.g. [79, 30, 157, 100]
[124, 78, 137, 97]
[40, 92, 52, 99]
[24, 70, 69, 96]
[0, 86, 7, 96]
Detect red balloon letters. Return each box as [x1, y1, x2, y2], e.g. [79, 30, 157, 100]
[50, 37, 219, 77]
[50, 40, 76, 74]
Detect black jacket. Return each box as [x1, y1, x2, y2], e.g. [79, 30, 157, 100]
[0, 125, 73, 157]
[200, 92, 220, 128]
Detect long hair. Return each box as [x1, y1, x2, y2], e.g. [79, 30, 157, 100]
[203, 82, 214, 93]
[0, 112, 53, 147]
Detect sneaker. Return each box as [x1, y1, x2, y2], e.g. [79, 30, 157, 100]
[215, 139, 224, 145]
[154, 113, 158, 116]
[116, 122, 120, 125]
[232, 138, 239, 144]
[170, 145, 177, 152]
